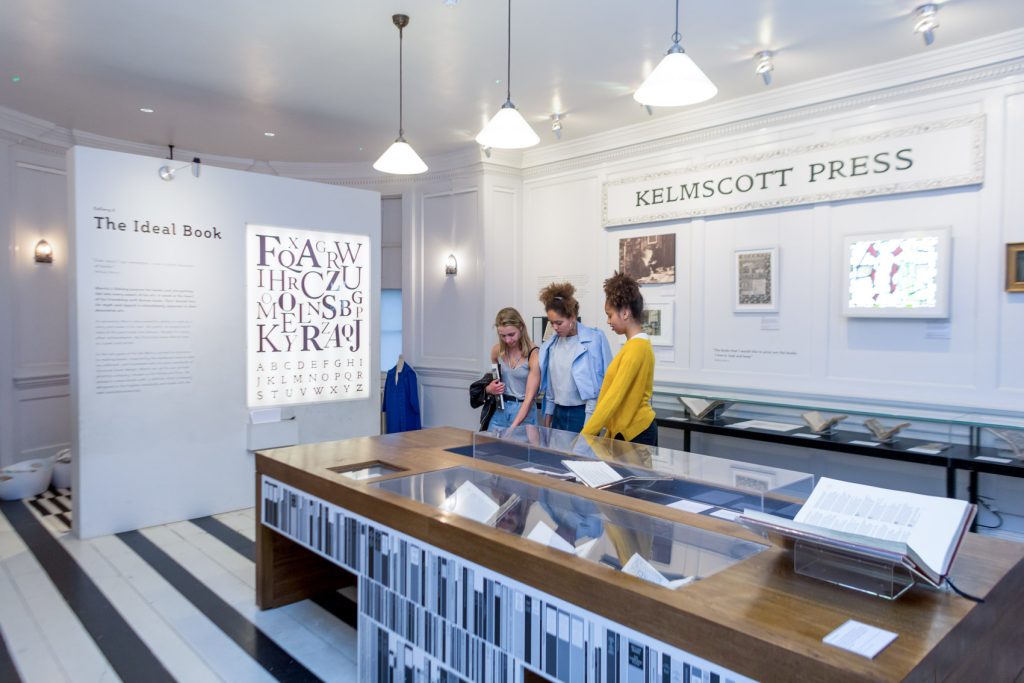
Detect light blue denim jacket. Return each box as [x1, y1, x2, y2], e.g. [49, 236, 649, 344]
[538, 323, 612, 418]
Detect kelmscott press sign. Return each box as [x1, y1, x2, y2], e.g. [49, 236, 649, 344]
[246, 225, 370, 406]
[601, 115, 985, 227]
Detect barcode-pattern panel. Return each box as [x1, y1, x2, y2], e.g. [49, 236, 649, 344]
[262, 475, 756, 683]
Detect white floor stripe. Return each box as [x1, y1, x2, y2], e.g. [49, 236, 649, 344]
[140, 518, 360, 679]
[1, 503, 363, 683]
[0, 509, 113, 683]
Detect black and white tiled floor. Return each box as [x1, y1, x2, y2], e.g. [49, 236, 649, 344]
[0, 492, 360, 682]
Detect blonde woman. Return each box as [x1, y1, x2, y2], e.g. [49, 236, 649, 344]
[486, 307, 541, 429]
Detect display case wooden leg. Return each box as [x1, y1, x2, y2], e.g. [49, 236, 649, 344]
[256, 521, 356, 610]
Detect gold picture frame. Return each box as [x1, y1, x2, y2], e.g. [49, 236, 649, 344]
[1008, 243, 1024, 293]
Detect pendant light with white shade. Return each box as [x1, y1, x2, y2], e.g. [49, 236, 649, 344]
[475, 0, 539, 149]
[634, 0, 717, 107]
[374, 14, 428, 175]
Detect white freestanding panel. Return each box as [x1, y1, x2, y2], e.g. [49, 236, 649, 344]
[68, 147, 380, 538]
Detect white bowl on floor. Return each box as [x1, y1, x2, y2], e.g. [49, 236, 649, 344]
[0, 458, 54, 500]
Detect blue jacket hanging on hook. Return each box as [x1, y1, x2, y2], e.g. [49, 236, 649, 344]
[383, 356, 421, 433]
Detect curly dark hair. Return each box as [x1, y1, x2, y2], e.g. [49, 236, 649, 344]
[538, 282, 579, 318]
[603, 271, 643, 319]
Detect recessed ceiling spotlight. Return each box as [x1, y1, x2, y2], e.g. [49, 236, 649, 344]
[139, 107, 155, 113]
[11, 75, 21, 83]
[913, 4, 939, 46]
[264, 131, 276, 137]
[754, 51, 774, 86]
[444, 0, 458, 5]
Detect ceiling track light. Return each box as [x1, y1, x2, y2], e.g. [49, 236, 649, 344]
[159, 157, 202, 181]
[754, 50, 774, 86]
[914, 4, 939, 46]
[550, 114, 564, 140]
[475, 0, 539, 149]
[634, 0, 717, 107]
[374, 14, 428, 175]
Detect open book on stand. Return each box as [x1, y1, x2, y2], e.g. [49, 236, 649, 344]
[677, 397, 728, 420]
[740, 477, 976, 587]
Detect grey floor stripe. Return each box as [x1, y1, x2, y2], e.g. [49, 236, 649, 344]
[118, 528, 322, 682]
[188, 516, 359, 629]
[0, 501, 174, 682]
[0, 627, 21, 683]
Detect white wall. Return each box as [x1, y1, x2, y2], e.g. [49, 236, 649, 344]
[0, 140, 71, 469]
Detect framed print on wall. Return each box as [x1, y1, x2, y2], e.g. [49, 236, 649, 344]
[1007, 243, 1024, 293]
[842, 227, 952, 318]
[640, 302, 673, 346]
[619, 234, 676, 285]
[734, 248, 779, 313]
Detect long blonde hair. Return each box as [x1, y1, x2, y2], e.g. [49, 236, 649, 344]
[495, 307, 534, 361]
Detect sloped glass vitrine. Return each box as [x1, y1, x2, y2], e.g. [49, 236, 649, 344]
[470, 425, 813, 521]
[370, 466, 766, 589]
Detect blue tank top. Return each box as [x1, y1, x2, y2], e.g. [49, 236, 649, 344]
[498, 348, 536, 400]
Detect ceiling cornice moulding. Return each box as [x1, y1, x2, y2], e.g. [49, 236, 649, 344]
[521, 28, 1024, 171]
[522, 55, 1024, 181]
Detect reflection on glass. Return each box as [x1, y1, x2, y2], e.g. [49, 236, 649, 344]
[470, 425, 811, 519]
[371, 467, 765, 589]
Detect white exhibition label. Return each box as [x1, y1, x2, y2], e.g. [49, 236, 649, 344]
[602, 115, 984, 227]
[823, 619, 898, 659]
[730, 419, 802, 433]
[246, 225, 370, 406]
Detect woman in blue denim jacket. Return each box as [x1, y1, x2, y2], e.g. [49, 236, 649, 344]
[537, 282, 613, 433]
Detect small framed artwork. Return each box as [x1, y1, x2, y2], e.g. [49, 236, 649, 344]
[619, 234, 676, 285]
[734, 247, 779, 313]
[842, 227, 951, 318]
[640, 302, 673, 346]
[1007, 243, 1024, 293]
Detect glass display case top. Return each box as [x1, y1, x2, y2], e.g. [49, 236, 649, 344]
[469, 425, 812, 521]
[370, 466, 765, 590]
[659, 389, 1024, 432]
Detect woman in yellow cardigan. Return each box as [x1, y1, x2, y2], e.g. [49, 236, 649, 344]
[580, 271, 658, 446]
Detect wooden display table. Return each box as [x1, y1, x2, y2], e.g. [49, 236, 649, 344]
[256, 427, 1024, 683]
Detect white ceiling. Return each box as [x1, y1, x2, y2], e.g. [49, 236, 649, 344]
[0, 1, 1021, 164]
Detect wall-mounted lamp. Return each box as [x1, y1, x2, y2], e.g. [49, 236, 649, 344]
[754, 50, 774, 86]
[445, 254, 458, 276]
[158, 157, 202, 181]
[913, 4, 939, 46]
[34, 239, 53, 264]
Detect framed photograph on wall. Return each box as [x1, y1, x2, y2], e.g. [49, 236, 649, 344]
[734, 248, 779, 313]
[842, 227, 952, 318]
[619, 234, 676, 285]
[1007, 243, 1024, 293]
[640, 303, 673, 346]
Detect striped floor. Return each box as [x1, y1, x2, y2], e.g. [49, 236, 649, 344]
[0, 493, 360, 682]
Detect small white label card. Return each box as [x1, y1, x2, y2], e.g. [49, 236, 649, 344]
[710, 509, 741, 521]
[823, 619, 898, 659]
[667, 499, 714, 514]
[730, 419, 802, 432]
[905, 443, 948, 455]
[562, 460, 622, 488]
[849, 440, 881, 447]
[975, 455, 1013, 464]
[794, 433, 822, 439]
[760, 316, 781, 331]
